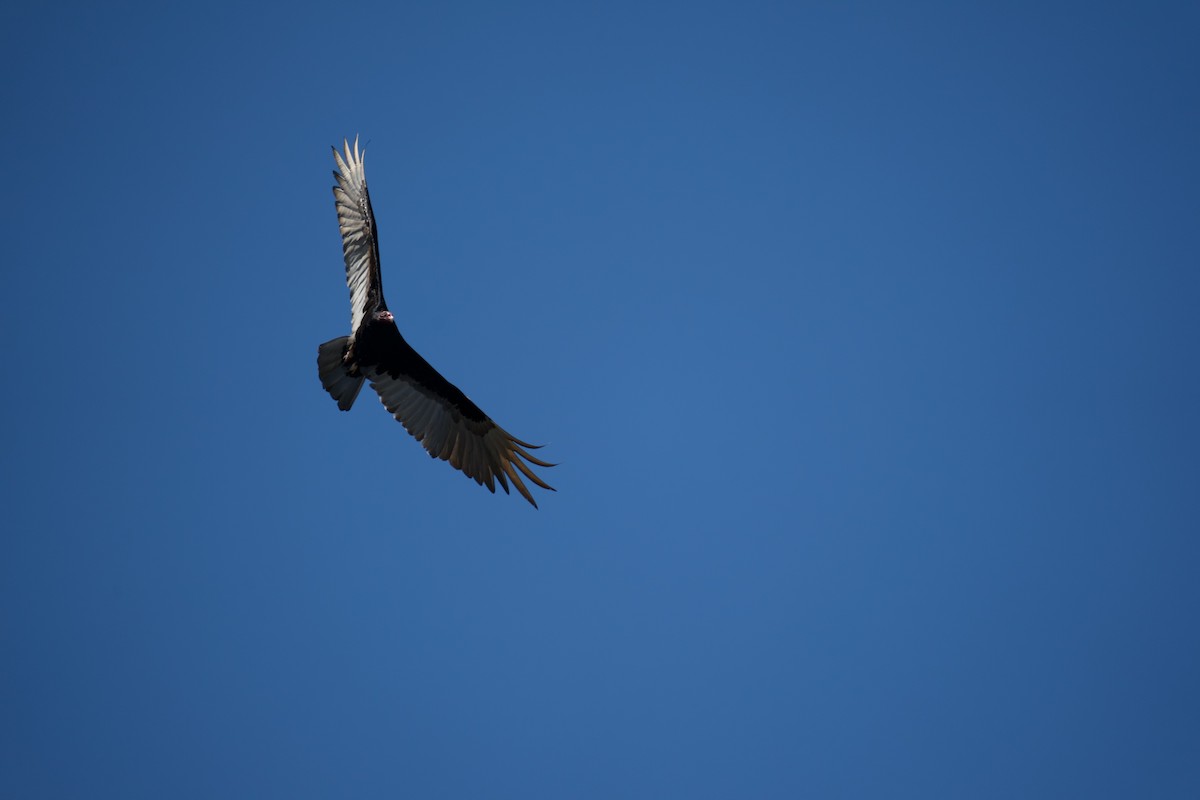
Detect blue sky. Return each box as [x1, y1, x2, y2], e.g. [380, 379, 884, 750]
[3, 1, 1198, 797]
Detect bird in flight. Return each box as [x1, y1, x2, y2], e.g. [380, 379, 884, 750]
[317, 137, 555, 507]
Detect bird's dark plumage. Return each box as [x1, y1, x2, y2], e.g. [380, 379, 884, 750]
[317, 137, 554, 507]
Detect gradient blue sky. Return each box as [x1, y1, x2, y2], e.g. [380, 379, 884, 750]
[3, 2, 1199, 797]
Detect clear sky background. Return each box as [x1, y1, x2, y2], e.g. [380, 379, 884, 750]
[3, 2, 1198, 797]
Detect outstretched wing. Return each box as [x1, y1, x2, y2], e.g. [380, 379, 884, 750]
[364, 337, 555, 508]
[332, 137, 385, 334]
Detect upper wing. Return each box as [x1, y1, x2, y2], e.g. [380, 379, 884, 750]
[332, 137, 385, 334]
[365, 344, 555, 508]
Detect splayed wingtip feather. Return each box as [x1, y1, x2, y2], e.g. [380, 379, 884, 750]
[511, 443, 555, 468]
[501, 459, 538, 508]
[511, 453, 555, 491]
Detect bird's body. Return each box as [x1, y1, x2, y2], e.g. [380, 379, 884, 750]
[317, 138, 554, 507]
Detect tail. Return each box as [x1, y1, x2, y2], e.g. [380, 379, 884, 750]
[317, 336, 365, 411]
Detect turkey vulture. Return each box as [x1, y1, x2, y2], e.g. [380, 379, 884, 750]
[317, 137, 555, 508]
